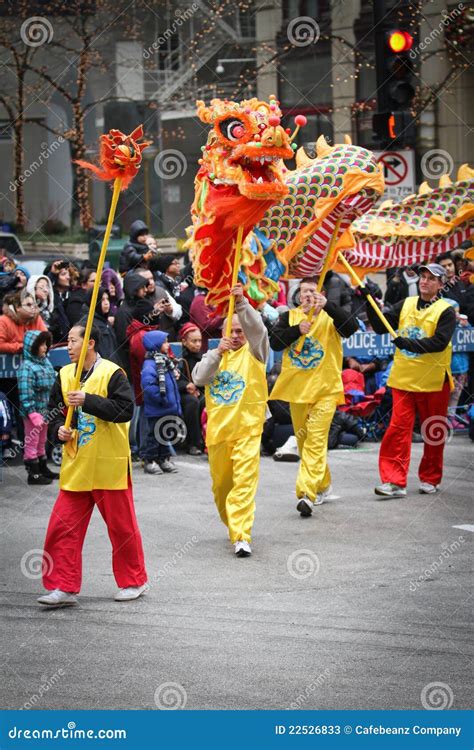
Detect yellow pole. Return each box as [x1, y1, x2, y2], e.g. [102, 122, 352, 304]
[222, 224, 244, 369]
[294, 217, 343, 354]
[64, 177, 123, 429]
[337, 252, 397, 338]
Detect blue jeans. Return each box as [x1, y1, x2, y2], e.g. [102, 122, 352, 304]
[143, 417, 172, 462]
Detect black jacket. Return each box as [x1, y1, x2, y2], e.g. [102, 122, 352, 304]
[119, 220, 149, 273]
[48, 360, 134, 442]
[49, 288, 70, 344]
[66, 287, 87, 326]
[384, 272, 419, 305]
[270, 302, 358, 351]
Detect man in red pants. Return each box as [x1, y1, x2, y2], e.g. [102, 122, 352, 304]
[37, 324, 148, 608]
[364, 264, 456, 499]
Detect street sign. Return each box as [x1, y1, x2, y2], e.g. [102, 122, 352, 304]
[374, 149, 415, 200]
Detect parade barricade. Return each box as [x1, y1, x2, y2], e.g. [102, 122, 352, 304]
[0, 326, 473, 377]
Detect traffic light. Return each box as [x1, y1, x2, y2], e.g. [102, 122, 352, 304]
[384, 29, 416, 107]
[372, 1, 418, 147]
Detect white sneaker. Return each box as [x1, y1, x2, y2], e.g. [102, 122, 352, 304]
[296, 496, 314, 516]
[374, 482, 406, 499]
[234, 541, 252, 557]
[314, 484, 339, 505]
[419, 482, 438, 494]
[37, 589, 78, 608]
[144, 461, 162, 475]
[114, 582, 149, 601]
[273, 436, 300, 462]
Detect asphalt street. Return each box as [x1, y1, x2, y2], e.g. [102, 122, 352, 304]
[1, 437, 472, 711]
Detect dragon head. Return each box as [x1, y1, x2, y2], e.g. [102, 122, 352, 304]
[196, 97, 294, 200]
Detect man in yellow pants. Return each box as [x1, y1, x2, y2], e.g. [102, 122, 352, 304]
[270, 277, 358, 517]
[192, 285, 269, 557]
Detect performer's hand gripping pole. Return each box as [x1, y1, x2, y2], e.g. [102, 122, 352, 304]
[337, 252, 397, 338]
[222, 225, 244, 369]
[64, 177, 123, 429]
[294, 217, 343, 355]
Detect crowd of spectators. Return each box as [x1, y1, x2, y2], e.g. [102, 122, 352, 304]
[0, 221, 473, 475]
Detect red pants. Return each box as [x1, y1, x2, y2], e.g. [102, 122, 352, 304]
[42, 478, 147, 593]
[379, 381, 451, 488]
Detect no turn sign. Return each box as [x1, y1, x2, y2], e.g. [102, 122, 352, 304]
[374, 149, 415, 200]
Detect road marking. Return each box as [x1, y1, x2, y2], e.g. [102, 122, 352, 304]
[452, 525, 474, 533]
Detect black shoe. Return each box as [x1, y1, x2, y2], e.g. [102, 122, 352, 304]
[38, 456, 59, 479]
[26, 460, 52, 485]
[159, 458, 178, 473]
[296, 497, 313, 517]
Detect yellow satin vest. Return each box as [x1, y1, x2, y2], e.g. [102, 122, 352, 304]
[388, 297, 454, 392]
[59, 359, 131, 491]
[205, 343, 268, 447]
[270, 307, 345, 404]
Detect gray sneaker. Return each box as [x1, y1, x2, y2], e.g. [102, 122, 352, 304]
[144, 461, 162, 475]
[159, 458, 178, 473]
[37, 589, 78, 608]
[374, 482, 406, 499]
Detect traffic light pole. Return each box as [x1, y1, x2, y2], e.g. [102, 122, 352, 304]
[374, 0, 389, 114]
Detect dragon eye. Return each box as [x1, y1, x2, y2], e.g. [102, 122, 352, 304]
[219, 118, 246, 142]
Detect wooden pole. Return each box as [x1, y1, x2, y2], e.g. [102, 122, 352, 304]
[64, 177, 123, 429]
[337, 252, 397, 338]
[294, 217, 343, 354]
[222, 224, 244, 369]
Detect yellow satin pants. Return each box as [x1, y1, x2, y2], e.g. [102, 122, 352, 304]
[207, 433, 261, 544]
[290, 396, 339, 502]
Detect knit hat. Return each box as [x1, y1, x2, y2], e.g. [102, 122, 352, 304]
[14, 264, 31, 280]
[155, 254, 176, 274]
[178, 322, 199, 340]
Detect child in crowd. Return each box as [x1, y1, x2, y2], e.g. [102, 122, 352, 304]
[17, 330, 58, 485]
[141, 330, 181, 475]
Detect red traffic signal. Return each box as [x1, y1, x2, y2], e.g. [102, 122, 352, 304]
[387, 30, 414, 53]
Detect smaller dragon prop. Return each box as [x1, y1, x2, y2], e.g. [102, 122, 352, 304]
[76, 125, 151, 190]
[339, 165, 474, 272]
[188, 96, 298, 313]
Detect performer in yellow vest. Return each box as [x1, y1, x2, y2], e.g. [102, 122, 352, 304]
[365, 264, 456, 498]
[192, 285, 269, 557]
[37, 324, 148, 608]
[270, 277, 359, 517]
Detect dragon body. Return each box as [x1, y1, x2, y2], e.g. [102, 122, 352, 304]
[340, 165, 474, 272]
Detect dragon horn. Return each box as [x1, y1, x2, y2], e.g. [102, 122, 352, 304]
[439, 174, 452, 187]
[344, 134, 352, 145]
[316, 134, 332, 157]
[457, 164, 474, 181]
[418, 181, 432, 195]
[295, 147, 313, 169]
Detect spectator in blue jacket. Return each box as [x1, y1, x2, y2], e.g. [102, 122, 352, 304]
[17, 330, 58, 485]
[141, 330, 181, 475]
